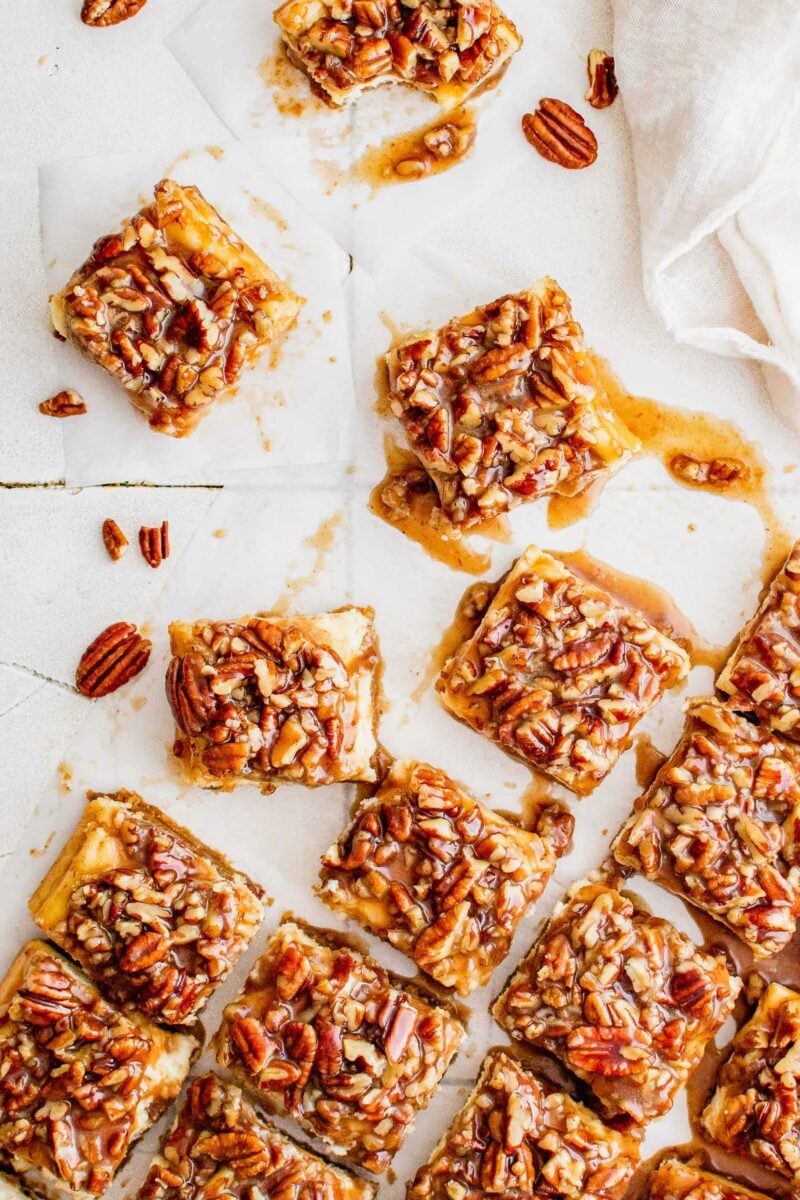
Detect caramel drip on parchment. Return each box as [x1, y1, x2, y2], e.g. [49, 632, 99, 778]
[409, 579, 498, 705]
[632, 731, 667, 791]
[271, 510, 345, 616]
[351, 107, 477, 193]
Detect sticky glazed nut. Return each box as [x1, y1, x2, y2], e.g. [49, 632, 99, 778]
[613, 697, 800, 958]
[701, 983, 800, 1181]
[0, 941, 194, 1200]
[166, 609, 380, 791]
[49, 179, 303, 437]
[438, 546, 689, 794]
[408, 1049, 640, 1200]
[493, 877, 740, 1123]
[138, 1073, 374, 1200]
[29, 791, 264, 1025]
[317, 758, 573, 995]
[385, 280, 639, 528]
[649, 1159, 773, 1200]
[719, 540, 800, 738]
[214, 920, 463, 1173]
[273, 0, 522, 109]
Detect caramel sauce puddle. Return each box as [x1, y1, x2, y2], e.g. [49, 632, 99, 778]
[350, 107, 477, 193]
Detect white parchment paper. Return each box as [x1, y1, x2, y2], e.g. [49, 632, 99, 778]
[40, 142, 354, 486]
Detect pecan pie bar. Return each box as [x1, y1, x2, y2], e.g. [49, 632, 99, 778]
[702, 982, 800, 1182]
[438, 546, 690, 794]
[273, 0, 522, 109]
[214, 919, 463, 1172]
[613, 697, 800, 959]
[167, 607, 380, 791]
[493, 877, 740, 1123]
[719, 540, 800, 738]
[29, 790, 264, 1025]
[0, 940, 195, 1200]
[408, 1048, 640, 1200]
[648, 1160, 772, 1200]
[317, 758, 573, 995]
[50, 179, 303, 437]
[386, 281, 639, 528]
[138, 1073, 374, 1200]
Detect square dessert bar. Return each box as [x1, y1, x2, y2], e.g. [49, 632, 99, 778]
[648, 1160, 771, 1200]
[50, 179, 303, 437]
[0, 940, 195, 1200]
[438, 546, 689, 794]
[386, 281, 639, 528]
[214, 919, 463, 1172]
[493, 877, 740, 1123]
[317, 758, 574, 995]
[273, 0, 522, 110]
[702, 982, 800, 1182]
[614, 697, 800, 959]
[408, 1048, 640, 1200]
[138, 1073, 374, 1200]
[167, 607, 380, 790]
[29, 790, 264, 1025]
[719, 539, 800, 738]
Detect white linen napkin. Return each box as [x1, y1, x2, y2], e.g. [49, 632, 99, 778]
[612, 0, 800, 422]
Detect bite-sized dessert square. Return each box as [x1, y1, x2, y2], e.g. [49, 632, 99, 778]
[493, 876, 740, 1123]
[50, 179, 303, 437]
[317, 758, 573, 995]
[719, 539, 800, 738]
[613, 697, 800, 959]
[648, 1160, 772, 1200]
[408, 1048, 640, 1200]
[273, 0, 522, 110]
[214, 919, 463, 1173]
[0, 940, 195, 1200]
[438, 546, 689, 794]
[138, 1073, 374, 1200]
[702, 982, 800, 1182]
[167, 607, 380, 791]
[29, 790, 264, 1025]
[386, 281, 639, 528]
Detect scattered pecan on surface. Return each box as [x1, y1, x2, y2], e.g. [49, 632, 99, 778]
[102, 518, 129, 561]
[76, 621, 151, 697]
[670, 454, 749, 488]
[586, 50, 618, 109]
[139, 520, 170, 568]
[81, 0, 148, 26]
[39, 389, 86, 417]
[522, 98, 598, 169]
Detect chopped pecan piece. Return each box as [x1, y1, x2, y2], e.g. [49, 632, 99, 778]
[522, 98, 598, 168]
[719, 538, 800, 738]
[493, 876, 740, 1123]
[438, 546, 689, 794]
[50, 180, 303, 437]
[139, 520, 170, 568]
[614, 697, 800, 958]
[39, 389, 87, 417]
[166, 608, 380, 791]
[0, 941, 194, 1198]
[214, 920, 463, 1173]
[408, 1049, 640, 1200]
[318, 758, 572, 994]
[649, 1159, 772, 1200]
[81, 0, 148, 25]
[586, 50, 618, 109]
[138, 1073, 373, 1200]
[102, 517, 129, 560]
[29, 790, 264, 1024]
[76, 620, 151, 697]
[669, 453, 749, 488]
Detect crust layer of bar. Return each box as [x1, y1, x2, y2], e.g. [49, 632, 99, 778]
[492, 877, 740, 1123]
[648, 1159, 772, 1200]
[50, 179, 303, 436]
[438, 546, 689, 794]
[214, 919, 463, 1172]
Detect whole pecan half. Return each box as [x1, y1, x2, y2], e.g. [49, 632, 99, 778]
[76, 622, 152, 697]
[81, 0, 148, 26]
[522, 99, 598, 169]
[139, 521, 170, 569]
[586, 50, 618, 109]
[102, 518, 129, 561]
[166, 650, 218, 735]
[39, 389, 86, 418]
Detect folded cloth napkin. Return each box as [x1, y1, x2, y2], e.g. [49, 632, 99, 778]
[612, 0, 800, 419]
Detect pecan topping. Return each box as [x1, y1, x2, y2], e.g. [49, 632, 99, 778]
[39, 388, 86, 417]
[215, 921, 463, 1173]
[669, 453, 749, 488]
[586, 50, 618, 109]
[139, 520, 170, 568]
[102, 517, 129, 561]
[76, 621, 151, 697]
[649, 1159, 771, 1200]
[522, 98, 598, 168]
[82, 0, 148, 24]
[493, 877, 740, 1122]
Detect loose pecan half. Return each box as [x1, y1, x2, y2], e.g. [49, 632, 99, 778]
[586, 50, 618, 109]
[39, 389, 86, 417]
[81, 0, 148, 26]
[76, 622, 152, 697]
[522, 98, 598, 169]
[102, 518, 129, 561]
[139, 521, 170, 568]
